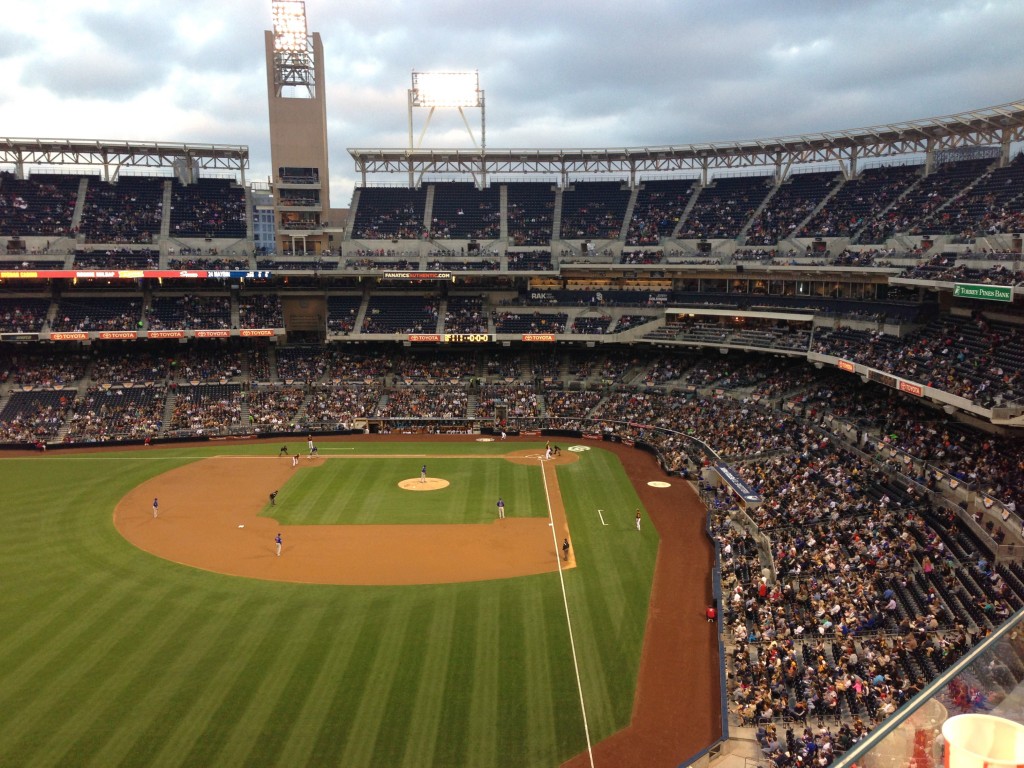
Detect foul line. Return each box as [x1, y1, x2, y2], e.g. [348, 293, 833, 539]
[539, 457, 595, 768]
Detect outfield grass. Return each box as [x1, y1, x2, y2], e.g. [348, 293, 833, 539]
[0, 441, 658, 768]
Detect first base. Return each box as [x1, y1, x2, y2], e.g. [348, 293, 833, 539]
[238, 524, 245, 528]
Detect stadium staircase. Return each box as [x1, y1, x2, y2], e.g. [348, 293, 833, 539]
[779, 176, 849, 252]
[850, 172, 922, 244]
[159, 181, 173, 240]
[352, 288, 371, 333]
[435, 298, 447, 334]
[551, 187, 564, 244]
[244, 186, 255, 242]
[498, 185, 508, 241]
[265, 345, 280, 383]
[343, 188, 361, 241]
[159, 388, 177, 437]
[70, 178, 89, 233]
[422, 185, 436, 233]
[668, 180, 704, 240]
[735, 182, 780, 245]
[619, 186, 641, 242]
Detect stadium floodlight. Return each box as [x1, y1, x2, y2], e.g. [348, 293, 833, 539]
[407, 71, 487, 177]
[272, 0, 308, 54]
[410, 71, 482, 109]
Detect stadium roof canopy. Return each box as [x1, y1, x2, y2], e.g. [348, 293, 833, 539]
[349, 98, 1024, 186]
[0, 138, 249, 182]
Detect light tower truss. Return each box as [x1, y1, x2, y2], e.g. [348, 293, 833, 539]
[407, 70, 486, 187]
[0, 138, 249, 183]
[271, 0, 316, 97]
[351, 98, 1024, 187]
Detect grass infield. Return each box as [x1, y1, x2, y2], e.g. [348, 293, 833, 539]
[265, 456, 548, 525]
[0, 441, 658, 768]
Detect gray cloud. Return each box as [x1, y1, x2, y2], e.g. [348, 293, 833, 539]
[2, 0, 1023, 206]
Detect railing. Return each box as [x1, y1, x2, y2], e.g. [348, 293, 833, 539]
[830, 605, 1024, 768]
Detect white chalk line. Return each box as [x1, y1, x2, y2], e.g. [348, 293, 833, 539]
[597, 509, 608, 526]
[539, 457, 595, 768]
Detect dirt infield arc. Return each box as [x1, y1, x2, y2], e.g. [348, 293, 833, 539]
[114, 449, 579, 585]
[111, 435, 719, 767]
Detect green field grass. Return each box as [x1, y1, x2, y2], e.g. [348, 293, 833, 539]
[0, 441, 658, 768]
[265, 456, 548, 525]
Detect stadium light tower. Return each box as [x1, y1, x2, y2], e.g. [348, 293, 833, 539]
[265, 0, 332, 256]
[408, 70, 487, 186]
[271, 0, 315, 96]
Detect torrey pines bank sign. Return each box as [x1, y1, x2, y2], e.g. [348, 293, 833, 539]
[952, 283, 1013, 302]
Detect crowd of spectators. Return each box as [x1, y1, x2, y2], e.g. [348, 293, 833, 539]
[624, 180, 695, 246]
[238, 294, 284, 328]
[168, 384, 243, 433]
[0, 173, 79, 237]
[745, 172, 839, 246]
[169, 179, 247, 239]
[507, 251, 554, 271]
[304, 383, 382, 426]
[0, 299, 50, 333]
[50, 298, 143, 333]
[246, 386, 306, 430]
[0, 390, 74, 442]
[74, 249, 159, 269]
[621, 250, 663, 265]
[64, 386, 165, 442]
[276, 346, 326, 383]
[170, 347, 244, 383]
[476, 384, 540, 418]
[811, 313, 1023, 407]
[169, 256, 251, 270]
[79, 177, 164, 244]
[493, 311, 567, 334]
[376, 385, 468, 419]
[392, 351, 475, 382]
[90, 348, 170, 385]
[444, 296, 488, 334]
[147, 295, 232, 331]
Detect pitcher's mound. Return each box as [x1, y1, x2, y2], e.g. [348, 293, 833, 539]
[399, 477, 450, 491]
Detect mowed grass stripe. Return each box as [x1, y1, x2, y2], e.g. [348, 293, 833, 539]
[368, 599, 437, 766]
[496, 584, 529, 760]
[432, 588, 479, 767]
[464, 589, 501, 767]
[97, 596, 263, 768]
[272, 600, 385, 767]
[519, 585, 556, 760]
[0, 568, 123, 686]
[215, 603, 336, 767]
[4, 584, 180, 765]
[267, 456, 548, 526]
[0, 579, 144, 729]
[26, 587, 208, 768]
[306, 598, 391, 765]
[397, 590, 458, 768]
[338, 597, 419, 767]
[556, 451, 655, 739]
[148, 600, 303, 767]
[0, 442, 662, 767]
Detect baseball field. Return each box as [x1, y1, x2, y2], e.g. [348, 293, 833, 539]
[0, 435, 718, 768]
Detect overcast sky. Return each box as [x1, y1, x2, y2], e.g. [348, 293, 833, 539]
[2, 0, 1022, 206]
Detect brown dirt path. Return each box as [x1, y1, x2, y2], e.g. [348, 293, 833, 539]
[113, 445, 579, 585]
[560, 439, 721, 768]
